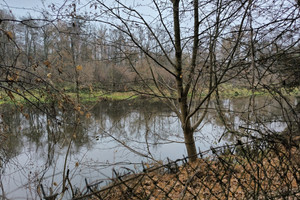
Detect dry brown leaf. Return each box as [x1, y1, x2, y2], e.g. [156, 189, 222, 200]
[7, 91, 15, 100]
[24, 113, 29, 120]
[76, 65, 83, 71]
[6, 31, 13, 40]
[44, 60, 51, 68]
[86, 112, 91, 119]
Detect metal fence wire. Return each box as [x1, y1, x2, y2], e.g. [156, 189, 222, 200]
[72, 138, 300, 200]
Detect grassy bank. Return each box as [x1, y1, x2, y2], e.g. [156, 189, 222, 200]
[65, 90, 138, 102]
[0, 84, 299, 105]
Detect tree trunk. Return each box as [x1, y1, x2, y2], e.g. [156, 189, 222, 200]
[183, 124, 197, 162]
[173, 0, 198, 162]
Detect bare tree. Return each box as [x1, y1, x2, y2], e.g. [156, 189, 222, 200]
[85, 0, 261, 161]
[1, 0, 299, 163]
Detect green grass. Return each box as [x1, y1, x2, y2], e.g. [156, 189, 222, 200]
[0, 89, 138, 105]
[0, 85, 299, 105]
[218, 84, 266, 98]
[70, 90, 138, 102]
[0, 90, 47, 105]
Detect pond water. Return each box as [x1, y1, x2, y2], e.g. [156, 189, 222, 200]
[0, 97, 296, 199]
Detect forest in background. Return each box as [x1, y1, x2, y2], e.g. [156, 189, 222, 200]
[1, 0, 300, 161]
[0, 1, 300, 198]
[1, 2, 300, 95]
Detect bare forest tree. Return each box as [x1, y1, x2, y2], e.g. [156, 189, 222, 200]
[1, 1, 300, 199]
[81, 0, 300, 161]
[0, 11, 58, 113]
[1, 0, 300, 163]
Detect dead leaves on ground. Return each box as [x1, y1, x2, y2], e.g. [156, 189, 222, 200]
[92, 145, 300, 199]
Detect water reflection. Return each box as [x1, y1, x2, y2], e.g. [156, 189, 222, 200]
[0, 97, 298, 199]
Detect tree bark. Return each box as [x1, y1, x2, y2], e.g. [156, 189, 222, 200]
[173, 0, 198, 162]
[183, 122, 198, 162]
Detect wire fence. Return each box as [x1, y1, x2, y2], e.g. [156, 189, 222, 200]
[68, 136, 300, 200]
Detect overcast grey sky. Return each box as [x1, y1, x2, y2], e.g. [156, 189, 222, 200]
[1, 0, 155, 23]
[1, 0, 62, 17]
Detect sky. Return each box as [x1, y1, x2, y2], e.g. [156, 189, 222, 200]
[1, 0, 158, 27]
[1, 0, 62, 18]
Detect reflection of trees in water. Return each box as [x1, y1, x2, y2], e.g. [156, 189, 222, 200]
[1, 97, 297, 166]
[89, 98, 298, 151]
[1, 98, 297, 199]
[0, 101, 178, 168]
[0, 104, 93, 168]
[213, 96, 299, 143]
[90, 101, 179, 149]
[0, 106, 23, 166]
